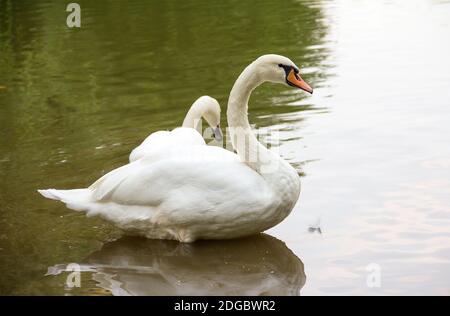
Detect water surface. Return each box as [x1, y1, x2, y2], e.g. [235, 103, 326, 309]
[1, 0, 450, 295]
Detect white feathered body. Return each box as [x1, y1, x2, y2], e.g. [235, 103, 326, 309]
[39, 55, 307, 242]
[129, 127, 206, 162]
[39, 145, 300, 242]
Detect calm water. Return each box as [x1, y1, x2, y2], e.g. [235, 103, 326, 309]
[1, 0, 450, 295]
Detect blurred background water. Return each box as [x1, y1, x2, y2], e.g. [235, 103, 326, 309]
[0, 0, 450, 295]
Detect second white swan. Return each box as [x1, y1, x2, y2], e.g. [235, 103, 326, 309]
[129, 96, 222, 162]
[38, 54, 313, 242]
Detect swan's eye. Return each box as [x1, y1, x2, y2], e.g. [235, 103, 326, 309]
[278, 64, 291, 76]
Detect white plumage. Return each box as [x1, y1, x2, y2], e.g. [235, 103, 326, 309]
[129, 96, 221, 162]
[39, 55, 312, 242]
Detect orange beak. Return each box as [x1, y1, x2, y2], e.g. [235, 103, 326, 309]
[287, 69, 313, 94]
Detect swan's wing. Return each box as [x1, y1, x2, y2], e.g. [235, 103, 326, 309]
[129, 128, 205, 162]
[129, 131, 169, 162]
[91, 146, 273, 224]
[171, 127, 205, 145]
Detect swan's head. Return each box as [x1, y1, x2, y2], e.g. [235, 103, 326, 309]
[252, 54, 313, 94]
[188, 96, 222, 141]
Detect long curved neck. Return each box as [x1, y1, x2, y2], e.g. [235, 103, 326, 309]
[227, 62, 274, 174]
[182, 103, 203, 130]
[227, 60, 301, 220]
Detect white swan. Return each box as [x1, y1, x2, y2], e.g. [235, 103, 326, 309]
[38, 54, 313, 242]
[129, 96, 222, 162]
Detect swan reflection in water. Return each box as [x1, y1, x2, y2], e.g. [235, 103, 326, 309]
[48, 234, 306, 295]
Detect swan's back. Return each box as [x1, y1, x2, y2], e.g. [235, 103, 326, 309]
[41, 145, 276, 242]
[129, 127, 206, 162]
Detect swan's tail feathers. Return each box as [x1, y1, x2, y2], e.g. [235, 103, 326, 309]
[37, 188, 92, 212]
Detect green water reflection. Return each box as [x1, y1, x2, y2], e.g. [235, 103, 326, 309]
[0, 0, 328, 294]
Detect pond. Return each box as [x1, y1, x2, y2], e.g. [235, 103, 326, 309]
[1, 0, 450, 295]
